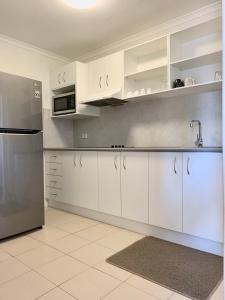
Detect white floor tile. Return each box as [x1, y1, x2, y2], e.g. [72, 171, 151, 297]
[94, 261, 132, 281]
[169, 293, 192, 300]
[61, 268, 120, 300]
[76, 223, 119, 242]
[0, 257, 30, 285]
[47, 234, 90, 253]
[70, 243, 114, 266]
[0, 236, 43, 256]
[103, 283, 157, 300]
[127, 275, 173, 299]
[37, 287, 75, 300]
[97, 229, 144, 251]
[29, 226, 68, 243]
[36, 255, 89, 285]
[0, 271, 54, 300]
[54, 219, 95, 233]
[0, 249, 11, 262]
[17, 245, 63, 269]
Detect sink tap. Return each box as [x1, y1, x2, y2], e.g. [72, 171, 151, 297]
[190, 120, 203, 148]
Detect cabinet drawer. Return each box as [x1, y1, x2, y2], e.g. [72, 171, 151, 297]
[45, 163, 62, 176]
[46, 187, 62, 202]
[45, 152, 62, 164]
[45, 175, 62, 189]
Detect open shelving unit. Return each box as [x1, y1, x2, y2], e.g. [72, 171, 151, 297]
[123, 17, 222, 102]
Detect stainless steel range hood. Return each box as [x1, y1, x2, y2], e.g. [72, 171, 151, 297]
[83, 90, 127, 107]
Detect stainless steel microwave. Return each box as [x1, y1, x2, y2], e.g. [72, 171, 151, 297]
[52, 91, 76, 115]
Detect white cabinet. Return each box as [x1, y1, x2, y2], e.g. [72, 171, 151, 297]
[121, 152, 149, 223]
[73, 151, 99, 210]
[98, 152, 121, 216]
[50, 62, 76, 91]
[61, 151, 77, 205]
[183, 153, 223, 242]
[88, 51, 124, 99]
[149, 153, 183, 232]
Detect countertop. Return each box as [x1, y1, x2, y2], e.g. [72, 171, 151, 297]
[44, 147, 223, 153]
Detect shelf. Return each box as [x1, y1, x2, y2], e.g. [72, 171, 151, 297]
[171, 50, 222, 70]
[125, 65, 167, 81]
[125, 80, 222, 102]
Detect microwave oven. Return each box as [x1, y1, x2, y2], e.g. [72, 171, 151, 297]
[52, 91, 76, 115]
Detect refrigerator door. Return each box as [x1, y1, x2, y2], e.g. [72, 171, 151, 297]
[0, 72, 42, 130]
[0, 131, 44, 239]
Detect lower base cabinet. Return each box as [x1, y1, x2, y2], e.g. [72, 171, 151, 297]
[121, 152, 149, 223]
[183, 153, 223, 242]
[98, 152, 121, 216]
[149, 152, 183, 232]
[46, 150, 223, 243]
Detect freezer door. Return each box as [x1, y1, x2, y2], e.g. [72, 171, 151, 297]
[0, 132, 44, 239]
[0, 71, 42, 130]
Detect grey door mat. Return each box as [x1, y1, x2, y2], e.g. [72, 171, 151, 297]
[106, 236, 223, 300]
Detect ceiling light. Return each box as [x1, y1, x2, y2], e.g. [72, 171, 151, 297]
[64, 0, 97, 9]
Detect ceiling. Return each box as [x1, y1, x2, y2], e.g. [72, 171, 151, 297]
[0, 0, 218, 59]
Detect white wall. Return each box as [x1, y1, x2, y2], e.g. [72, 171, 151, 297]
[0, 36, 74, 147]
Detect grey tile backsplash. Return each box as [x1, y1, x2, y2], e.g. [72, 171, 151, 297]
[73, 91, 222, 148]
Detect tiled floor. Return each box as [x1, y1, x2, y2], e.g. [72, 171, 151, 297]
[0, 208, 223, 300]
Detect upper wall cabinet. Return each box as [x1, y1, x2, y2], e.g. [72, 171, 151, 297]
[86, 51, 124, 101]
[50, 62, 76, 91]
[170, 18, 222, 88]
[124, 36, 168, 97]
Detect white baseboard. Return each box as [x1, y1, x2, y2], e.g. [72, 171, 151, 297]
[49, 200, 223, 256]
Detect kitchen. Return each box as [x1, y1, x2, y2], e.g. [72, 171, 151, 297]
[0, 0, 224, 299]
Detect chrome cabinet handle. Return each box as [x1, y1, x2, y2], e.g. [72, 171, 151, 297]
[114, 155, 117, 169]
[73, 153, 77, 167]
[51, 155, 57, 158]
[79, 155, 83, 167]
[106, 74, 109, 87]
[99, 76, 102, 88]
[50, 180, 57, 183]
[187, 157, 190, 175]
[50, 168, 57, 171]
[123, 155, 126, 170]
[51, 193, 57, 196]
[173, 157, 177, 174]
[57, 73, 61, 84]
[62, 72, 66, 83]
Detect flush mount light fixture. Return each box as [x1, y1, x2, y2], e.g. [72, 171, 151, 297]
[64, 0, 97, 9]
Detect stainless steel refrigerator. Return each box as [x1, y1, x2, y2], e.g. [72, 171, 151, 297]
[0, 71, 44, 239]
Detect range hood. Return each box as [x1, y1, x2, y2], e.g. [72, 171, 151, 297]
[83, 90, 127, 107]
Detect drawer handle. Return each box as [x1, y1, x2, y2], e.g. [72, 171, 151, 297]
[51, 193, 57, 196]
[50, 180, 57, 183]
[79, 155, 83, 167]
[173, 157, 177, 174]
[50, 168, 57, 171]
[106, 74, 109, 87]
[187, 157, 190, 175]
[51, 155, 57, 158]
[63, 72, 66, 83]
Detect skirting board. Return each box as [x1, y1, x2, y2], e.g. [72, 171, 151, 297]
[48, 200, 223, 256]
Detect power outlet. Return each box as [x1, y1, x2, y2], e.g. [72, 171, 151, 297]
[81, 133, 88, 139]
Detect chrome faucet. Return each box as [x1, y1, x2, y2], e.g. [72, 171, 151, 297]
[190, 120, 203, 148]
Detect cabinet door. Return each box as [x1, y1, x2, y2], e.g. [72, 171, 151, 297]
[149, 153, 183, 232]
[88, 59, 105, 95]
[50, 67, 63, 91]
[121, 152, 149, 223]
[183, 153, 223, 242]
[76, 151, 99, 210]
[104, 52, 124, 93]
[61, 63, 76, 88]
[61, 151, 78, 205]
[98, 152, 121, 216]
